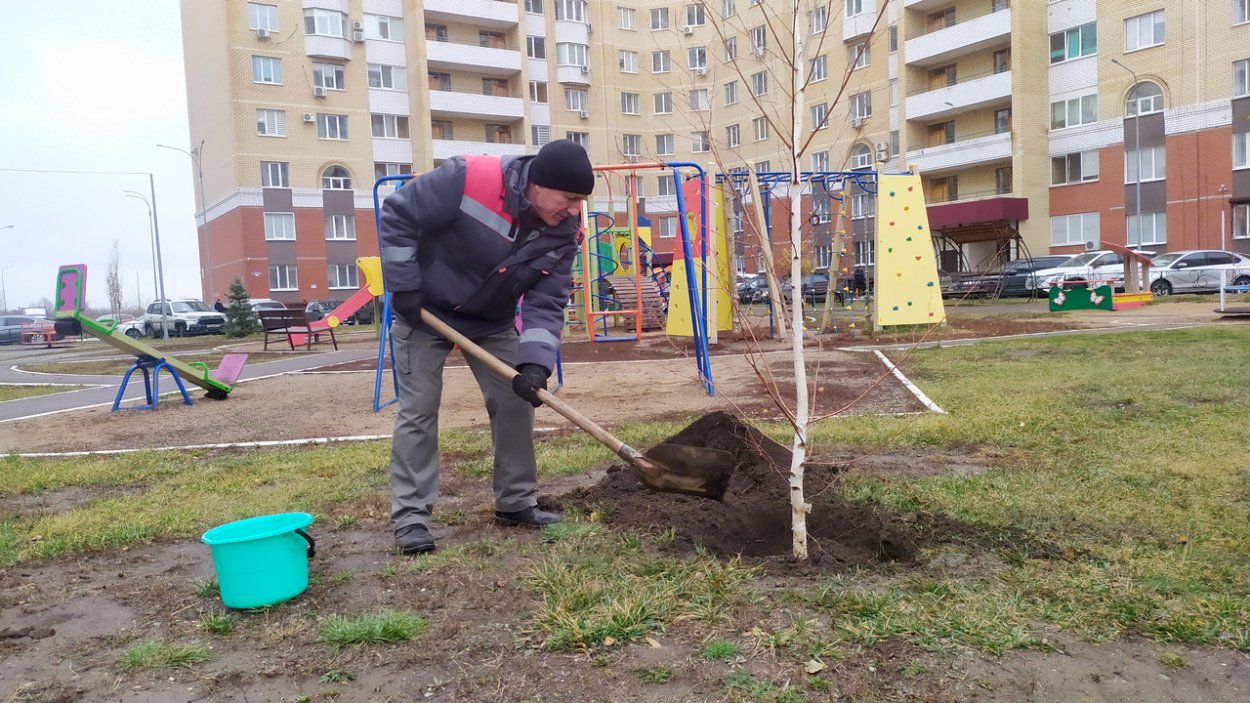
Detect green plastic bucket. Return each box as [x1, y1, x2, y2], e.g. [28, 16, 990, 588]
[201, 512, 315, 609]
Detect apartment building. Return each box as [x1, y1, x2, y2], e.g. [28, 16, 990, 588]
[178, 0, 1250, 304]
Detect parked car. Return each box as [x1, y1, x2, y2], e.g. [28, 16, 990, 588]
[140, 299, 226, 337]
[305, 299, 376, 325]
[781, 272, 830, 304]
[944, 255, 1076, 299]
[1029, 250, 1157, 292]
[1147, 250, 1250, 296]
[248, 299, 288, 317]
[0, 315, 41, 345]
[97, 315, 145, 339]
[737, 274, 770, 303]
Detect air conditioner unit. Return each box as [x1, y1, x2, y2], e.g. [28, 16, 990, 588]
[313, 86, 327, 97]
[682, 26, 694, 35]
[625, 155, 640, 164]
[257, 120, 268, 133]
[694, 67, 708, 76]
[1083, 240, 1098, 252]
[875, 141, 889, 160]
[303, 112, 316, 123]
[749, 45, 764, 58]
[849, 115, 865, 129]
[586, 23, 593, 33]
[256, 28, 271, 40]
[579, 64, 590, 74]
[352, 30, 365, 42]
[352, 20, 364, 31]
[579, 110, 590, 119]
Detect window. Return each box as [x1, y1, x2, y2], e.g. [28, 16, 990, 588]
[1050, 212, 1099, 246]
[529, 81, 548, 103]
[658, 175, 677, 196]
[532, 124, 551, 146]
[426, 23, 448, 42]
[749, 26, 766, 54]
[851, 193, 875, 219]
[1239, 0, 1250, 24]
[328, 263, 359, 288]
[326, 215, 356, 240]
[321, 165, 352, 189]
[928, 121, 955, 146]
[618, 6, 636, 29]
[1050, 22, 1096, 63]
[889, 80, 898, 106]
[313, 63, 345, 90]
[374, 162, 413, 184]
[525, 0, 543, 14]
[810, 103, 829, 130]
[566, 131, 589, 148]
[688, 47, 708, 70]
[429, 71, 451, 91]
[622, 134, 641, 157]
[849, 91, 872, 120]
[724, 80, 739, 105]
[686, 4, 706, 26]
[431, 120, 453, 140]
[256, 109, 285, 136]
[811, 150, 829, 171]
[810, 6, 827, 34]
[929, 177, 958, 202]
[1125, 145, 1166, 183]
[1050, 94, 1097, 129]
[652, 50, 671, 73]
[846, 0, 865, 17]
[484, 76, 509, 96]
[261, 161, 289, 188]
[368, 64, 406, 90]
[848, 42, 869, 69]
[1237, 60, 1250, 97]
[527, 36, 546, 59]
[619, 50, 638, 72]
[651, 7, 669, 30]
[890, 130, 900, 156]
[726, 124, 741, 148]
[1052, 151, 1099, 185]
[317, 114, 348, 140]
[810, 55, 827, 82]
[690, 89, 710, 111]
[616, 92, 639, 116]
[556, 43, 589, 66]
[364, 14, 402, 40]
[724, 37, 737, 61]
[304, 8, 347, 37]
[889, 25, 898, 52]
[264, 213, 295, 240]
[1125, 10, 1164, 52]
[1127, 212, 1166, 246]
[850, 143, 872, 169]
[656, 134, 675, 155]
[252, 56, 281, 84]
[854, 240, 875, 267]
[996, 166, 1012, 194]
[657, 217, 678, 238]
[995, 108, 1011, 134]
[1234, 204, 1249, 240]
[750, 71, 769, 96]
[565, 88, 588, 111]
[371, 113, 410, 139]
[723, 0, 736, 18]
[1236, 132, 1249, 169]
[814, 245, 833, 269]
[269, 264, 298, 290]
[654, 92, 673, 114]
[1124, 82, 1164, 118]
[248, 3, 278, 31]
[691, 131, 710, 152]
[752, 116, 769, 141]
[555, 0, 587, 22]
[994, 48, 1011, 74]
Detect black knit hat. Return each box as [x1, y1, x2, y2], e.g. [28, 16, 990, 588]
[528, 139, 595, 195]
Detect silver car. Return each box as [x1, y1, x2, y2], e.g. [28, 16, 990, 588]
[1148, 250, 1250, 296]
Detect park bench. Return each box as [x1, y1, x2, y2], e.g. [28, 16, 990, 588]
[257, 309, 338, 351]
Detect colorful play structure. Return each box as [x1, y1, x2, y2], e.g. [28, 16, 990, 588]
[53, 264, 247, 409]
[286, 256, 385, 348]
[1047, 243, 1154, 312]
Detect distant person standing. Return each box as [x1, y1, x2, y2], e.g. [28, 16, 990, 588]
[214, 299, 227, 313]
[852, 266, 867, 299]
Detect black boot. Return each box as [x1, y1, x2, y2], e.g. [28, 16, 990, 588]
[394, 524, 435, 554]
[494, 506, 561, 528]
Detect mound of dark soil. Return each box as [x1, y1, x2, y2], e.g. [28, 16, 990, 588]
[564, 411, 916, 569]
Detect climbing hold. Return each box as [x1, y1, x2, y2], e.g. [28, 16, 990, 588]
[926, 281, 934, 287]
[892, 305, 899, 311]
[887, 247, 893, 252]
[906, 236, 912, 241]
[917, 225, 924, 230]
[889, 221, 895, 226]
[915, 255, 922, 261]
[907, 301, 913, 306]
[908, 186, 913, 191]
[896, 272, 902, 277]
[889, 191, 895, 196]
[904, 206, 910, 211]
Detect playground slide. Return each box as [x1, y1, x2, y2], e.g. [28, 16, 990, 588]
[54, 264, 240, 396]
[290, 257, 383, 346]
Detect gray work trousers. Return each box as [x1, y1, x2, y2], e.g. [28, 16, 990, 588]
[389, 319, 538, 534]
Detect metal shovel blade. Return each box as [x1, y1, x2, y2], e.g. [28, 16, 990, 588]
[638, 443, 737, 500]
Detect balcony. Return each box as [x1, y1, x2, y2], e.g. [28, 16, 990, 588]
[904, 0, 951, 9]
[423, 0, 519, 29]
[555, 64, 591, 86]
[843, 10, 878, 41]
[432, 139, 527, 160]
[426, 38, 521, 75]
[305, 35, 353, 61]
[905, 70, 1011, 121]
[428, 88, 525, 120]
[905, 7, 1010, 67]
[906, 131, 1011, 174]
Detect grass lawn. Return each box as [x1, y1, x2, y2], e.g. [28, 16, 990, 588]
[0, 384, 82, 402]
[3, 325, 1248, 668]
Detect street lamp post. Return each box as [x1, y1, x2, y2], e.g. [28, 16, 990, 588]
[1112, 59, 1142, 257]
[124, 191, 160, 315]
[157, 141, 211, 300]
[124, 185, 171, 340]
[0, 225, 12, 313]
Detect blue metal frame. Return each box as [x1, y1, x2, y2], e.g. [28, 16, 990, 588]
[112, 355, 192, 411]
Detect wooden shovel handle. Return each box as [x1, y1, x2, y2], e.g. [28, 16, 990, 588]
[418, 310, 651, 469]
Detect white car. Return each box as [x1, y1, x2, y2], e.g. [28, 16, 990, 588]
[1147, 250, 1250, 296]
[1028, 250, 1156, 292]
[97, 315, 145, 339]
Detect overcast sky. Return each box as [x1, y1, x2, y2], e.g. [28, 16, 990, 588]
[0, 1, 200, 313]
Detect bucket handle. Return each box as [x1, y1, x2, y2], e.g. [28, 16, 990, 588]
[295, 528, 316, 558]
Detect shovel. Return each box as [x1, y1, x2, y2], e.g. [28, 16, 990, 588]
[419, 310, 736, 500]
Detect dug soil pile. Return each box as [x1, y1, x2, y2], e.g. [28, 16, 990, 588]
[564, 411, 916, 569]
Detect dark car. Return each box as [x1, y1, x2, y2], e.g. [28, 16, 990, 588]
[737, 274, 770, 303]
[782, 273, 830, 304]
[306, 299, 377, 325]
[0, 316, 40, 345]
[945, 255, 1076, 299]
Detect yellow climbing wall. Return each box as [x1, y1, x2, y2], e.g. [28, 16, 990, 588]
[873, 174, 946, 328]
[667, 181, 734, 336]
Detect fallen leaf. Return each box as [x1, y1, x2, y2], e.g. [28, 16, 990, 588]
[603, 636, 616, 646]
[646, 637, 663, 648]
[805, 659, 826, 674]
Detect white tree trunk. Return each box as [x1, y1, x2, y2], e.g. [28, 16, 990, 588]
[788, 0, 810, 561]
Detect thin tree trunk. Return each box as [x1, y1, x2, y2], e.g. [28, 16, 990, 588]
[788, 0, 810, 561]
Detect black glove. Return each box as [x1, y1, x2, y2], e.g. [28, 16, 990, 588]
[511, 363, 549, 408]
[392, 290, 423, 326]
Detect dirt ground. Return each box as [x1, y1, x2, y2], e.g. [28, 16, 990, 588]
[4, 307, 1249, 701]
